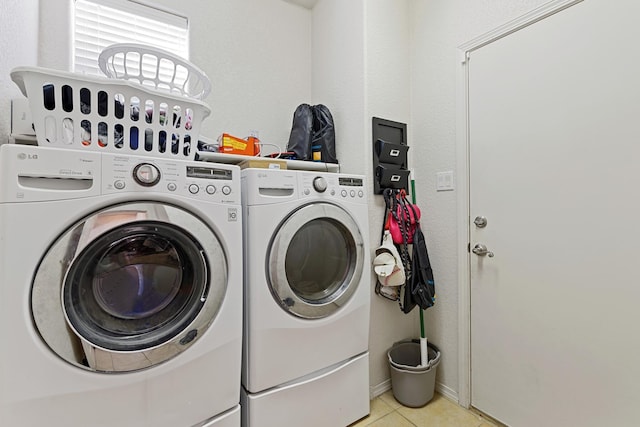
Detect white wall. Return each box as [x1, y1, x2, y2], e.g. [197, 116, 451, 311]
[410, 0, 550, 400]
[312, 0, 365, 174]
[186, 0, 312, 149]
[363, 0, 420, 393]
[39, 0, 72, 71]
[0, 0, 39, 143]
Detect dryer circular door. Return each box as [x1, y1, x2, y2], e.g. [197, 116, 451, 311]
[31, 202, 227, 373]
[267, 202, 365, 319]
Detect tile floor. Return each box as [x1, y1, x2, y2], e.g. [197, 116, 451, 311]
[349, 391, 499, 427]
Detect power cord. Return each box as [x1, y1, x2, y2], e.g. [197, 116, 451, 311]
[255, 142, 282, 158]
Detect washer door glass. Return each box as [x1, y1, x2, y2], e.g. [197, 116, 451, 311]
[32, 202, 228, 373]
[268, 202, 364, 319]
[63, 222, 206, 352]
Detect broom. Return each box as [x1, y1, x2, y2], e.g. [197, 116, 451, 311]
[410, 174, 428, 367]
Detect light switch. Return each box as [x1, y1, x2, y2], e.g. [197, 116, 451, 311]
[436, 171, 455, 191]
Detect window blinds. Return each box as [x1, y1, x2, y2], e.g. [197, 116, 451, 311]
[74, 0, 189, 76]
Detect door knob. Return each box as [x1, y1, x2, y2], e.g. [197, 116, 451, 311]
[472, 243, 494, 257]
[473, 216, 488, 228]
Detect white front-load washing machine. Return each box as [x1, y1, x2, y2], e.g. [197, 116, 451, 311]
[240, 168, 371, 427]
[0, 144, 242, 427]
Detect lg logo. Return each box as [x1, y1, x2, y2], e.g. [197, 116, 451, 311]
[17, 153, 38, 160]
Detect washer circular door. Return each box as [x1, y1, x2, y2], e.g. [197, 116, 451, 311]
[268, 202, 365, 319]
[32, 202, 227, 373]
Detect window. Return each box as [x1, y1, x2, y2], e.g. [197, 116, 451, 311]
[74, 0, 189, 76]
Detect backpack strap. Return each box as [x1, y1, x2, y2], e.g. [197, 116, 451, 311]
[375, 189, 399, 301]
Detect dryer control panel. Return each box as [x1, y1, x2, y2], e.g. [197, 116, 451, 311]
[298, 171, 367, 204]
[241, 168, 367, 206]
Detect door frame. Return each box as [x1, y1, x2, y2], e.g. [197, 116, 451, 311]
[454, 0, 583, 409]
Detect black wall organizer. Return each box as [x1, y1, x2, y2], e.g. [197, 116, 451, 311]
[372, 117, 409, 194]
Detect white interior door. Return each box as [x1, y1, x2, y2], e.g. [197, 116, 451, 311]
[469, 1, 640, 426]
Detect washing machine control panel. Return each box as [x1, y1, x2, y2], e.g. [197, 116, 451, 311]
[102, 154, 240, 204]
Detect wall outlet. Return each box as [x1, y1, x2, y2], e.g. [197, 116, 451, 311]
[436, 171, 455, 191]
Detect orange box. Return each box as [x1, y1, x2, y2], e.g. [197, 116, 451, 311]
[218, 133, 260, 156]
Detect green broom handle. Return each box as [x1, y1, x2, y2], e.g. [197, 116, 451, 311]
[410, 177, 426, 339]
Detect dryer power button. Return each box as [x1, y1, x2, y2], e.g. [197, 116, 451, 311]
[312, 176, 328, 193]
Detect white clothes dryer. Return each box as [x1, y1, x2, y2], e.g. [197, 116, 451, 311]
[240, 169, 370, 427]
[0, 144, 242, 427]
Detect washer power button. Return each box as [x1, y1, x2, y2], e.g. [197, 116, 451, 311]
[133, 163, 161, 187]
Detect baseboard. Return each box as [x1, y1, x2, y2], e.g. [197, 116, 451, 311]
[370, 379, 391, 399]
[371, 379, 459, 405]
[435, 382, 459, 405]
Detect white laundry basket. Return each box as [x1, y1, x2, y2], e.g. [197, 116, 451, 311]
[98, 43, 212, 100]
[11, 66, 211, 159]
